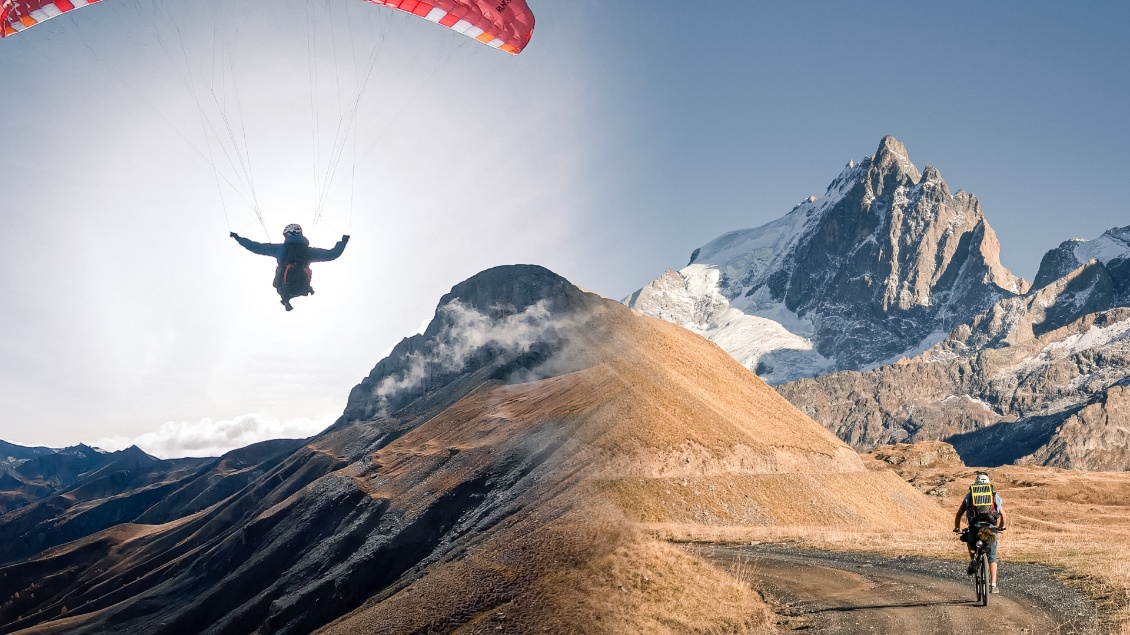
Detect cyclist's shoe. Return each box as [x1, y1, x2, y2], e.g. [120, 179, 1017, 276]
[966, 560, 977, 575]
[990, 584, 999, 594]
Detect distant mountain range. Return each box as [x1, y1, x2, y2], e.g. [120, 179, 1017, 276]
[628, 136, 1130, 470]
[0, 439, 305, 562]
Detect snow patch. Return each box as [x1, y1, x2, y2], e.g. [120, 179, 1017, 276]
[627, 264, 834, 384]
[1040, 317, 1130, 359]
[1072, 229, 1130, 266]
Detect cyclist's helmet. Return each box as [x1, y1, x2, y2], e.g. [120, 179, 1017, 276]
[974, 473, 991, 485]
[283, 224, 303, 237]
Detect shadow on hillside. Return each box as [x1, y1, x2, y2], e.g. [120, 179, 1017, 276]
[944, 411, 1071, 467]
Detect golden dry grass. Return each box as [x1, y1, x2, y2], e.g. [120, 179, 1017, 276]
[669, 442, 1130, 634]
[318, 303, 951, 633]
[909, 459, 1130, 634]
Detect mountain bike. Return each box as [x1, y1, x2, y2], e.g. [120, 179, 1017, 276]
[959, 523, 1004, 606]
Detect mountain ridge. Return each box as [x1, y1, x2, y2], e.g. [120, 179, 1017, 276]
[777, 224, 1130, 469]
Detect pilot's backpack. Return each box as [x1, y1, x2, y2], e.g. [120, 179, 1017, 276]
[967, 483, 1000, 525]
[274, 243, 313, 297]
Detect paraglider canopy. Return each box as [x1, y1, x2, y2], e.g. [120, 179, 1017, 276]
[368, 0, 534, 54]
[1, 0, 102, 36]
[2, 0, 535, 51]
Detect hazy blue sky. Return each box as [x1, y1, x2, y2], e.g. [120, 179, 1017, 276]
[1, 1, 1127, 455]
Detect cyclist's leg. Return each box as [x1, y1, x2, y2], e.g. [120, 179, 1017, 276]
[988, 536, 999, 585]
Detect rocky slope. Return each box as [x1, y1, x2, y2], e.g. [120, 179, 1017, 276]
[778, 226, 1130, 469]
[626, 136, 1027, 384]
[0, 264, 946, 635]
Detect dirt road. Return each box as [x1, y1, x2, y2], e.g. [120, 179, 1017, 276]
[694, 544, 1105, 634]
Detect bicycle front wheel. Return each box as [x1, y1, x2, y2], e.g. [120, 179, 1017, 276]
[978, 554, 990, 606]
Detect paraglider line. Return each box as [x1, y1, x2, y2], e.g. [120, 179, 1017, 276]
[72, 21, 257, 219]
[311, 5, 385, 227]
[307, 0, 322, 226]
[313, 35, 381, 225]
[141, 0, 262, 224]
[171, 15, 267, 238]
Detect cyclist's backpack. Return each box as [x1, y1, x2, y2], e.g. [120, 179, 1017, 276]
[968, 483, 1000, 525]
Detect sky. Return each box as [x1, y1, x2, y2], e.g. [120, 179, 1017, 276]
[1, 1, 1127, 456]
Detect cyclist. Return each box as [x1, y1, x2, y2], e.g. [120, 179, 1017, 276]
[953, 472, 1007, 593]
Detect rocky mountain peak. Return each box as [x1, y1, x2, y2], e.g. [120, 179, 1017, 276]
[877, 134, 908, 160]
[864, 135, 921, 198]
[346, 265, 603, 420]
[435, 264, 587, 319]
[626, 136, 1028, 381]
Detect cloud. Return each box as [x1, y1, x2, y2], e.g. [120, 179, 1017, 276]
[90, 413, 336, 459]
[373, 299, 573, 408]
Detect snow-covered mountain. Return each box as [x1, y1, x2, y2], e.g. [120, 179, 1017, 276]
[1033, 226, 1130, 290]
[626, 136, 1027, 384]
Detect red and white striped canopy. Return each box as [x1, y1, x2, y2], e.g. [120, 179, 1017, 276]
[1, 0, 100, 37]
[1, 0, 535, 53]
[368, 0, 534, 54]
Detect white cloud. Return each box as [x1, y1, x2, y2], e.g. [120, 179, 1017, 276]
[91, 413, 335, 459]
[373, 299, 572, 408]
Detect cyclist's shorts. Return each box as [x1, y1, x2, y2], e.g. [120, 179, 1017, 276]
[967, 530, 1000, 563]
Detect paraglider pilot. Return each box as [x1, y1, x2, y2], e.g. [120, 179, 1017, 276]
[231, 224, 349, 311]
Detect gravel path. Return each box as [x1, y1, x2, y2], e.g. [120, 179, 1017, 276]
[692, 543, 1107, 634]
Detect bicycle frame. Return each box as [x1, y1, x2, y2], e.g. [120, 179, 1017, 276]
[963, 521, 999, 606]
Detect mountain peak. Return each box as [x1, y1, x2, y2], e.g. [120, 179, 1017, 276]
[435, 264, 588, 319]
[1033, 224, 1130, 290]
[877, 134, 908, 159]
[117, 445, 157, 461]
[627, 136, 1026, 380]
[347, 265, 605, 421]
[870, 135, 921, 185]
